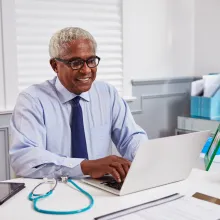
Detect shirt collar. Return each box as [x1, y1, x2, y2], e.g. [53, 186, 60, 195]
[55, 77, 90, 104]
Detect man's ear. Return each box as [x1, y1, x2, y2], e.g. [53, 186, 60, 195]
[50, 59, 58, 73]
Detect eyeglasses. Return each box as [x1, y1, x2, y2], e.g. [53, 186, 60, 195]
[54, 56, 100, 70]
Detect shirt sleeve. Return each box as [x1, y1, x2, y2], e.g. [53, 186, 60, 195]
[9, 92, 84, 178]
[110, 86, 148, 161]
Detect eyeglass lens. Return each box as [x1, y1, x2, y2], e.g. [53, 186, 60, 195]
[70, 57, 99, 69]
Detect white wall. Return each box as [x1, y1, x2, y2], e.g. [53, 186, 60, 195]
[123, 0, 195, 83]
[0, 0, 19, 110]
[170, 0, 194, 78]
[0, 2, 5, 111]
[194, 0, 220, 75]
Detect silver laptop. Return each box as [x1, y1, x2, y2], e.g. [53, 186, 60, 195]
[81, 131, 210, 196]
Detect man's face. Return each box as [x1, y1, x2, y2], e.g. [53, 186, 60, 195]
[50, 39, 97, 94]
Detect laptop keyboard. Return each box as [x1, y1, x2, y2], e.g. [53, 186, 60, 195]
[100, 177, 123, 190]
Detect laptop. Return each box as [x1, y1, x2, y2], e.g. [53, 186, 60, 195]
[81, 130, 210, 196]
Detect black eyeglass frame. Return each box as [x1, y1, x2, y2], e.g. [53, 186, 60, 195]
[54, 56, 101, 70]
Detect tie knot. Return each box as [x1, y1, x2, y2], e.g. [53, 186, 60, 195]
[72, 96, 81, 105]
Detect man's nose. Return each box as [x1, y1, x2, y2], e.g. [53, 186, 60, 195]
[80, 62, 91, 74]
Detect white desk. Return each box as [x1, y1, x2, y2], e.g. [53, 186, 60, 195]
[1, 162, 220, 220]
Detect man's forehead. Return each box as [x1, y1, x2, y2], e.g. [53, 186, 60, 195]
[60, 39, 95, 58]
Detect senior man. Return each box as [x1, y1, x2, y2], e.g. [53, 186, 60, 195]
[10, 27, 148, 182]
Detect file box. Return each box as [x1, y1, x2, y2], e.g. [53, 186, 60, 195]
[191, 88, 220, 121]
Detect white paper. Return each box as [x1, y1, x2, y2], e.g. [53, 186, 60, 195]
[191, 79, 204, 96]
[203, 74, 220, 97]
[115, 196, 220, 220]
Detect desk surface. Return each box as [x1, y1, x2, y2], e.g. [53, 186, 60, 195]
[1, 162, 220, 220]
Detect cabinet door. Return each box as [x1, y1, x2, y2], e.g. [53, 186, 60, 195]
[0, 127, 9, 180]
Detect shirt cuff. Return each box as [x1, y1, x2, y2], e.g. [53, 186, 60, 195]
[61, 157, 84, 168]
[61, 157, 85, 177]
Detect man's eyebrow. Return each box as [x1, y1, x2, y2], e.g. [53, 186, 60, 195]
[66, 57, 82, 61]
[67, 56, 96, 61]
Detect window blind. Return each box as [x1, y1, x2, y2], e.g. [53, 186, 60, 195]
[15, 0, 123, 94]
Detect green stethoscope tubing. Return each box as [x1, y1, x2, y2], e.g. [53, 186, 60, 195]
[28, 179, 94, 215]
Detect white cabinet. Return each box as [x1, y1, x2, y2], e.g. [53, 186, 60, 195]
[0, 113, 11, 180]
[0, 127, 10, 180]
[177, 116, 219, 135]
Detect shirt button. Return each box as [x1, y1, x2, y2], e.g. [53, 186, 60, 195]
[69, 163, 73, 167]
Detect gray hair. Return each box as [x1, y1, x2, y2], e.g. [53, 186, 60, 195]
[49, 27, 97, 58]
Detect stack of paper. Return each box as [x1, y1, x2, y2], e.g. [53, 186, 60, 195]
[191, 74, 220, 98]
[96, 193, 220, 220]
[115, 196, 220, 220]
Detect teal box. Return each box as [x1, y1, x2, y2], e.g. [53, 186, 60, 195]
[190, 88, 220, 120]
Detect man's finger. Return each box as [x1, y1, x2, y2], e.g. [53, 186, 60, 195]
[116, 157, 131, 167]
[108, 167, 121, 182]
[121, 163, 130, 175]
[110, 162, 126, 181]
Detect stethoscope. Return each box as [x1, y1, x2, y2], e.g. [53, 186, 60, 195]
[28, 176, 94, 215]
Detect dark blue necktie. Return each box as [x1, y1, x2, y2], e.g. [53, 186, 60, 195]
[71, 96, 88, 159]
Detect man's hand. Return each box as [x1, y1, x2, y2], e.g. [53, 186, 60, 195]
[80, 155, 131, 182]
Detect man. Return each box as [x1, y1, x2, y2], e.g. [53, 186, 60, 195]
[10, 27, 147, 182]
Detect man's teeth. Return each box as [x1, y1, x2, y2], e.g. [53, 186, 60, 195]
[77, 78, 90, 82]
